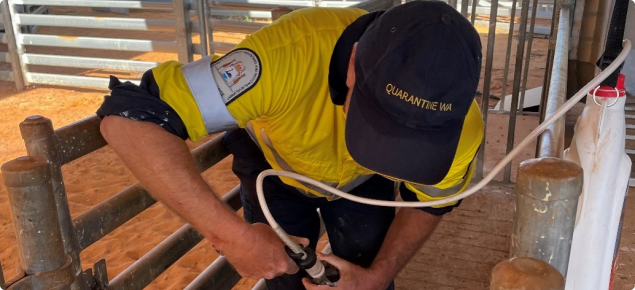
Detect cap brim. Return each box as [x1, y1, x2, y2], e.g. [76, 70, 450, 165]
[345, 86, 464, 185]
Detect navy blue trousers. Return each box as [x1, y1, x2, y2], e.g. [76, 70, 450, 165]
[223, 129, 396, 290]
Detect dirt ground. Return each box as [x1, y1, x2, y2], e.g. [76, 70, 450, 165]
[1, 6, 632, 290]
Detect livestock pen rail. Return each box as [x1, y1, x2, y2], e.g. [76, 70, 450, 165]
[1, 115, 244, 290]
[0, 0, 206, 90]
[0, 1, 397, 289]
[0, 0, 394, 90]
[1, 0, 557, 183]
[0, 1, 48, 84]
[0, 0, 587, 288]
[0, 0, 554, 91]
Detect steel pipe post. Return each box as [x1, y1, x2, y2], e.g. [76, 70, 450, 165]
[197, 0, 209, 56]
[19, 116, 86, 289]
[174, 0, 193, 63]
[0, 265, 5, 289]
[205, 0, 215, 55]
[518, 0, 540, 114]
[2, 156, 73, 289]
[498, 0, 518, 111]
[271, 6, 294, 21]
[474, 0, 498, 180]
[491, 257, 564, 290]
[510, 157, 582, 277]
[460, 0, 468, 16]
[503, 0, 531, 182]
[1, 0, 26, 90]
[470, 0, 478, 24]
[537, 3, 569, 158]
[538, 0, 559, 116]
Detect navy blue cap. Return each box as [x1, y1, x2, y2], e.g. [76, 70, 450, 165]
[345, 1, 482, 185]
[329, 11, 384, 105]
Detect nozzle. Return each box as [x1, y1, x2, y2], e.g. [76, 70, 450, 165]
[286, 246, 339, 287]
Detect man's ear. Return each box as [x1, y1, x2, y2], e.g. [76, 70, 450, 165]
[346, 43, 358, 89]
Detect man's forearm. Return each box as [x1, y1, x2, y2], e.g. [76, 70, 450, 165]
[101, 116, 300, 279]
[370, 208, 442, 287]
[100, 116, 248, 245]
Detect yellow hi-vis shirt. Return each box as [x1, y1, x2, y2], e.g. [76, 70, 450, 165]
[152, 7, 484, 205]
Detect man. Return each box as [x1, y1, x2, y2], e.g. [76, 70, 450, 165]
[97, 1, 483, 289]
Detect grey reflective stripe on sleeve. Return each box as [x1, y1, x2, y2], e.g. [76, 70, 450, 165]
[245, 122, 262, 149]
[410, 177, 468, 198]
[410, 156, 477, 198]
[181, 56, 238, 134]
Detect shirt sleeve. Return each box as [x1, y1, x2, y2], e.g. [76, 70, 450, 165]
[96, 71, 189, 140]
[399, 101, 484, 215]
[400, 156, 476, 215]
[97, 56, 241, 142]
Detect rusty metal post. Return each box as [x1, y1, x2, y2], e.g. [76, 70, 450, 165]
[491, 257, 564, 290]
[271, 6, 294, 21]
[173, 0, 193, 63]
[1, 264, 5, 289]
[19, 116, 85, 289]
[2, 156, 73, 289]
[1, 0, 26, 90]
[510, 157, 582, 277]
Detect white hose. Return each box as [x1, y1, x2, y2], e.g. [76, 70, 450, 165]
[257, 39, 631, 250]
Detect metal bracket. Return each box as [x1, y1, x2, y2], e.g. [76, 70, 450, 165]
[93, 259, 110, 290]
[80, 259, 110, 290]
[6, 256, 74, 290]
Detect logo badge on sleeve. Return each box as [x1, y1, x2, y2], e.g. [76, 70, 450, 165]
[211, 49, 261, 105]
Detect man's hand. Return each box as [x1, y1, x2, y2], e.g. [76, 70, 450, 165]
[302, 208, 442, 290]
[218, 223, 307, 279]
[100, 117, 300, 280]
[301, 253, 390, 290]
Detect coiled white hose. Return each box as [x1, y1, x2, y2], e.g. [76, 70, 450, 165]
[257, 39, 632, 254]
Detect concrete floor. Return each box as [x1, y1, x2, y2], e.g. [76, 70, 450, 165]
[392, 108, 635, 290]
[395, 184, 514, 290]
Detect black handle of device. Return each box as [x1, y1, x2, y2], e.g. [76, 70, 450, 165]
[285, 246, 340, 285]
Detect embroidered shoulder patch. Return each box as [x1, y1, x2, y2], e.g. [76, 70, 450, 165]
[211, 48, 261, 105]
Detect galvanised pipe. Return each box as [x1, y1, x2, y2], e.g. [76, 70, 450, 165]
[73, 133, 230, 250]
[470, 0, 479, 24]
[19, 116, 86, 290]
[510, 157, 582, 277]
[491, 257, 564, 290]
[14, 0, 173, 10]
[109, 187, 242, 290]
[174, 0, 194, 63]
[197, 0, 209, 56]
[498, 0, 518, 114]
[184, 256, 241, 290]
[537, 2, 569, 158]
[1, 0, 26, 89]
[73, 184, 158, 250]
[15, 14, 177, 31]
[518, 0, 540, 115]
[2, 156, 66, 276]
[475, 0, 499, 180]
[461, 0, 469, 16]
[0, 265, 5, 289]
[503, 0, 532, 182]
